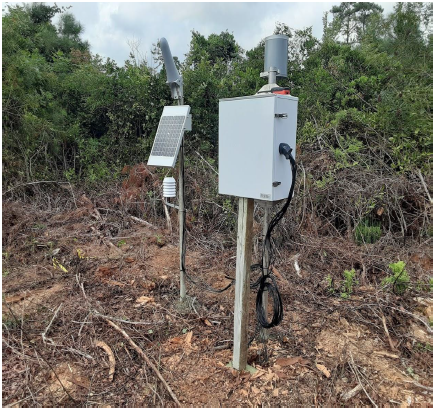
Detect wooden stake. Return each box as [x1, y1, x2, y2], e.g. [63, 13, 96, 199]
[233, 197, 254, 370]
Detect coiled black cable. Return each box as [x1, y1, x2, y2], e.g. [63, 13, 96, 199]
[252, 150, 297, 329]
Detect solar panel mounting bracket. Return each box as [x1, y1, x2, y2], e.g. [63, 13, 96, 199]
[184, 114, 192, 131]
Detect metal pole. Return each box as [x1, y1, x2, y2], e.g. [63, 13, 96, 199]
[268, 69, 277, 85]
[260, 203, 270, 342]
[259, 69, 276, 342]
[178, 96, 186, 302]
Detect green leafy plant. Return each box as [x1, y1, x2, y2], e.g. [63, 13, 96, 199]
[315, 172, 335, 189]
[340, 268, 357, 299]
[64, 168, 77, 182]
[117, 240, 127, 247]
[326, 274, 335, 294]
[155, 234, 165, 246]
[222, 199, 233, 214]
[414, 342, 433, 353]
[325, 269, 357, 298]
[382, 261, 410, 294]
[416, 278, 433, 293]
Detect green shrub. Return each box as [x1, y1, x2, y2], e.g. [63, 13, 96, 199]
[354, 220, 381, 245]
[382, 261, 410, 294]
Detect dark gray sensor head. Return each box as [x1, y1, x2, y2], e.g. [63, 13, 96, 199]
[160, 37, 183, 99]
[160, 37, 180, 84]
[264, 34, 288, 78]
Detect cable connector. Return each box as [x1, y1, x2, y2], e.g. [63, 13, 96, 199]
[279, 143, 293, 160]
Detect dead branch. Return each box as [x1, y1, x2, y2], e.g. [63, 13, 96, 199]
[2, 339, 36, 361]
[64, 347, 94, 360]
[41, 303, 63, 345]
[2, 180, 71, 196]
[341, 384, 363, 401]
[195, 150, 218, 175]
[380, 312, 396, 352]
[78, 312, 90, 336]
[383, 304, 433, 334]
[417, 169, 432, 204]
[161, 196, 172, 232]
[95, 340, 116, 381]
[92, 310, 163, 326]
[348, 353, 378, 408]
[129, 215, 157, 229]
[102, 317, 182, 407]
[404, 380, 433, 392]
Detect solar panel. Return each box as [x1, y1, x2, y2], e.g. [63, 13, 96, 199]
[147, 105, 191, 168]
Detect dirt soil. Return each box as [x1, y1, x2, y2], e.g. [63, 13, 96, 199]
[2, 198, 433, 408]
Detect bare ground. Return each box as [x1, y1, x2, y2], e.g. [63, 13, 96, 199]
[2, 196, 433, 408]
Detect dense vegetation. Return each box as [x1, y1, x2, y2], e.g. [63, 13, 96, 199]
[2, 2, 433, 240]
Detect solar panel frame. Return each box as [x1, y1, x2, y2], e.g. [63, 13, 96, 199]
[147, 105, 191, 168]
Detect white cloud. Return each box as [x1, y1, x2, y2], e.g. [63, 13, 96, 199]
[4, 1, 399, 66]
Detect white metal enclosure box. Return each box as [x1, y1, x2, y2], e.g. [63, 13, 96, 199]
[218, 94, 298, 201]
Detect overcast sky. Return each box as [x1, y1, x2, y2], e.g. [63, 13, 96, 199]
[4, 1, 397, 66]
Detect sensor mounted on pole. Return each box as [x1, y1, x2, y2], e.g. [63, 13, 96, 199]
[261, 34, 289, 78]
[147, 37, 189, 302]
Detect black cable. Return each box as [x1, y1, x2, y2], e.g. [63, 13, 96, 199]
[251, 150, 297, 331]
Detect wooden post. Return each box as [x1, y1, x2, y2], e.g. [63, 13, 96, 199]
[232, 197, 254, 370]
[260, 203, 271, 342]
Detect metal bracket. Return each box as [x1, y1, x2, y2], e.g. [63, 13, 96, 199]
[164, 200, 180, 210]
[260, 68, 281, 78]
[275, 113, 288, 118]
[184, 114, 192, 131]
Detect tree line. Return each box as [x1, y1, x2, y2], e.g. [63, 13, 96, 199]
[2, 2, 433, 187]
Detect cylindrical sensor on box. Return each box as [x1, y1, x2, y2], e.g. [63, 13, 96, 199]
[264, 34, 288, 77]
[163, 177, 176, 198]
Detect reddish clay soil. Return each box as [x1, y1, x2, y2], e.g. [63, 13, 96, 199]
[2, 198, 433, 408]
